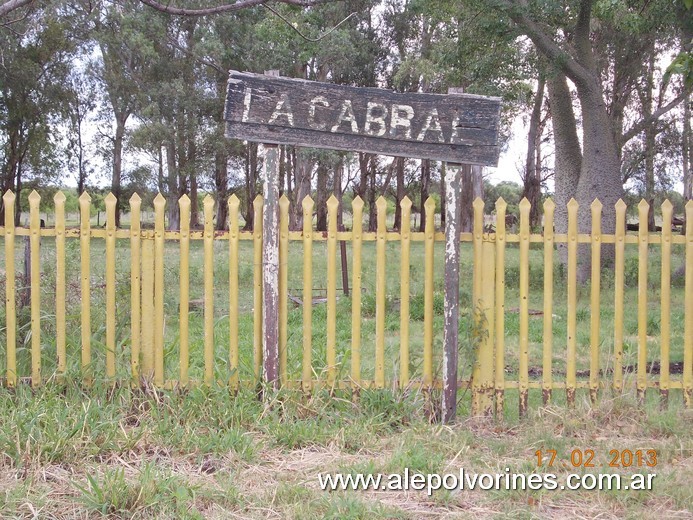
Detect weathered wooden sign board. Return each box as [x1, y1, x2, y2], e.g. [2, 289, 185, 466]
[224, 70, 502, 422]
[225, 71, 501, 166]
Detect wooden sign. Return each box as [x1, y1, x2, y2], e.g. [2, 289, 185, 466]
[225, 71, 501, 166]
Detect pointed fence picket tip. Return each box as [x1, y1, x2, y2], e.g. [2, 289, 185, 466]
[686, 199, 693, 210]
[424, 196, 436, 211]
[400, 195, 412, 209]
[203, 194, 215, 208]
[543, 197, 555, 210]
[615, 198, 627, 210]
[178, 193, 191, 206]
[54, 190, 66, 203]
[496, 196, 508, 210]
[376, 195, 388, 208]
[661, 199, 673, 211]
[566, 198, 579, 209]
[301, 194, 314, 209]
[228, 193, 240, 208]
[638, 198, 649, 211]
[3, 189, 15, 202]
[279, 194, 290, 207]
[351, 195, 364, 209]
[28, 190, 41, 204]
[79, 191, 91, 203]
[519, 197, 531, 209]
[129, 192, 141, 204]
[590, 198, 602, 210]
[326, 194, 339, 208]
[104, 192, 117, 205]
[153, 192, 166, 205]
[472, 197, 484, 210]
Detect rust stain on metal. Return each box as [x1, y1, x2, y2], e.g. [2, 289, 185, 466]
[542, 387, 551, 405]
[519, 389, 528, 417]
[566, 387, 576, 407]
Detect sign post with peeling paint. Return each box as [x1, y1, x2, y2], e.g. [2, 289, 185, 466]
[225, 70, 501, 420]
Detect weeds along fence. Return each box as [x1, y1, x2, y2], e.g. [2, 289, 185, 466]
[0, 189, 692, 416]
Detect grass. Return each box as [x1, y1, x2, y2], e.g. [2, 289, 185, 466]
[0, 383, 690, 518]
[0, 220, 691, 517]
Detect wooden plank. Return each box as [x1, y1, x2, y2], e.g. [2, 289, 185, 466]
[225, 71, 501, 166]
[262, 145, 280, 389]
[442, 165, 462, 423]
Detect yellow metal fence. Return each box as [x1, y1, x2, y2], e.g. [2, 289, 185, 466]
[0, 189, 692, 416]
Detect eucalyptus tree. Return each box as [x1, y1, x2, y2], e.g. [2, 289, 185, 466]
[0, 4, 76, 224]
[90, 2, 152, 226]
[492, 0, 687, 279]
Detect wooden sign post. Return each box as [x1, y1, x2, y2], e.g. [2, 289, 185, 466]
[225, 71, 501, 420]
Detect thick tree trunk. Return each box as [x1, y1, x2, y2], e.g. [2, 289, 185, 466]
[546, 71, 581, 263]
[574, 82, 624, 281]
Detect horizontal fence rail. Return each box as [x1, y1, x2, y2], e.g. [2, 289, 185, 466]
[0, 189, 692, 416]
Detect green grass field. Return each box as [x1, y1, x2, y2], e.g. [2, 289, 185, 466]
[0, 225, 691, 518]
[0, 384, 691, 518]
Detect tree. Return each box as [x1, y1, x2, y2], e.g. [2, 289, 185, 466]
[0, 6, 75, 224]
[494, 0, 686, 279]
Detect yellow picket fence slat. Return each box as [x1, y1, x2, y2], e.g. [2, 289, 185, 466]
[0, 189, 692, 417]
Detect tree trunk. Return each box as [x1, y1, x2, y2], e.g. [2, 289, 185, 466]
[291, 149, 313, 231]
[574, 81, 624, 281]
[546, 71, 582, 263]
[638, 52, 657, 231]
[419, 159, 431, 231]
[393, 157, 405, 230]
[459, 164, 484, 232]
[112, 110, 128, 228]
[215, 150, 229, 230]
[367, 155, 377, 232]
[316, 160, 328, 232]
[165, 140, 180, 230]
[190, 173, 199, 229]
[244, 142, 258, 231]
[523, 75, 545, 228]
